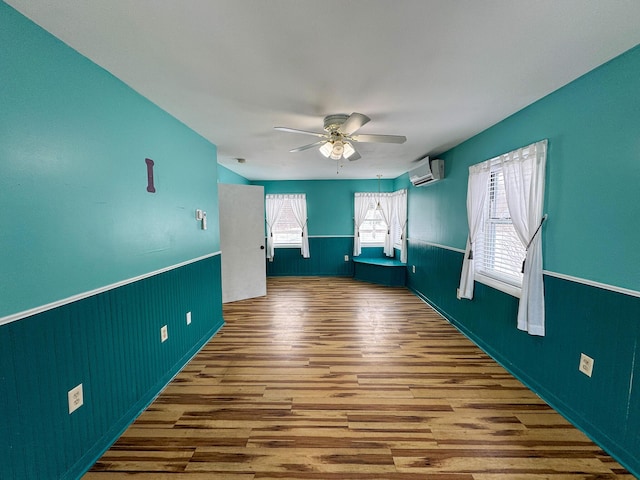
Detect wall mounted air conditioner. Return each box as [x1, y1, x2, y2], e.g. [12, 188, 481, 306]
[409, 158, 444, 186]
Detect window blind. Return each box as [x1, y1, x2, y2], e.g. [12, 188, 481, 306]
[475, 169, 525, 286]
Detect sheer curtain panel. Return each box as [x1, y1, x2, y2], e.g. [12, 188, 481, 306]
[353, 193, 372, 256]
[289, 194, 310, 258]
[393, 190, 408, 263]
[265, 195, 285, 261]
[458, 163, 491, 299]
[378, 194, 394, 257]
[501, 140, 547, 336]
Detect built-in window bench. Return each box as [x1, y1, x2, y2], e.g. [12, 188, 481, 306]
[353, 257, 407, 287]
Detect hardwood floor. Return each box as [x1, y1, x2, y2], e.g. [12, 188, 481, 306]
[84, 277, 633, 479]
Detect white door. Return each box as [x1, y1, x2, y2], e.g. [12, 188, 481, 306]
[218, 184, 266, 303]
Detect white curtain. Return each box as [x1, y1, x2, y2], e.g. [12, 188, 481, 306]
[265, 195, 285, 261]
[458, 162, 491, 299]
[289, 194, 310, 258]
[394, 190, 408, 263]
[501, 140, 547, 336]
[353, 193, 373, 256]
[377, 194, 394, 257]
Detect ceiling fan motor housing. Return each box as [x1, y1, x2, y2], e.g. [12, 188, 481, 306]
[323, 114, 349, 132]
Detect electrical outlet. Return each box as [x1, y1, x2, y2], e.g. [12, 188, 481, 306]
[344, 255, 349, 262]
[579, 353, 594, 377]
[161, 325, 168, 343]
[68, 384, 84, 414]
[456, 288, 461, 300]
[186, 311, 192, 325]
[412, 265, 416, 274]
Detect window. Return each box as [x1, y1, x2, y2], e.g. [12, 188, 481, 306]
[474, 167, 525, 295]
[353, 190, 406, 260]
[359, 199, 387, 246]
[272, 198, 302, 246]
[265, 193, 310, 260]
[459, 139, 547, 335]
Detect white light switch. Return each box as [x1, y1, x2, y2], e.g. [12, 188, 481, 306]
[186, 311, 192, 325]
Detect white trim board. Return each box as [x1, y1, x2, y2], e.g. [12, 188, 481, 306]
[308, 235, 354, 238]
[408, 238, 639, 298]
[0, 252, 222, 327]
[264, 235, 354, 239]
[407, 238, 466, 254]
[542, 270, 640, 299]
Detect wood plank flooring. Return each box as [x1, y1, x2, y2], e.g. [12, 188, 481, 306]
[84, 277, 633, 479]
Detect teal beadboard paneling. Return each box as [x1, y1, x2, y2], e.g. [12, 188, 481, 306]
[407, 240, 640, 476]
[353, 261, 406, 286]
[267, 237, 355, 276]
[0, 255, 223, 480]
[266, 240, 392, 277]
[357, 246, 386, 259]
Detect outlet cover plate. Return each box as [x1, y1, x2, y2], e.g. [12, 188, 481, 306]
[68, 384, 84, 414]
[579, 353, 594, 377]
[186, 311, 192, 325]
[161, 325, 168, 343]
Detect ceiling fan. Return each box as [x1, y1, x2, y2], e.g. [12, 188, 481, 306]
[274, 112, 406, 162]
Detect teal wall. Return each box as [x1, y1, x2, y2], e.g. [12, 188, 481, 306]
[0, 5, 224, 478]
[0, 3, 220, 320]
[218, 164, 250, 185]
[411, 45, 640, 291]
[406, 44, 640, 475]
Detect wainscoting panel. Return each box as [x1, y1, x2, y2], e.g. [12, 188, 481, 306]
[406, 239, 640, 476]
[0, 255, 224, 479]
[267, 237, 355, 277]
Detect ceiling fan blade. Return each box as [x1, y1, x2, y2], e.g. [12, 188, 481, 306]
[347, 150, 361, 161]
[289, 140, 327, 153]
[337, 112, 370, 135]
[274, 127, 326, 138]
[350, 133, 407, 144]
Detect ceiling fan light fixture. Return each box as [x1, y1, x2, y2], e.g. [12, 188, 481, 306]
[343, 141, 355, 159]
[330, 140, 344, 160]
[319, 142, 332, 158]
[278, 112, 406, 162]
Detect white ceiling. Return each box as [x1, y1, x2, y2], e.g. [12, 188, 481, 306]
[7, 0, 640, 180]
